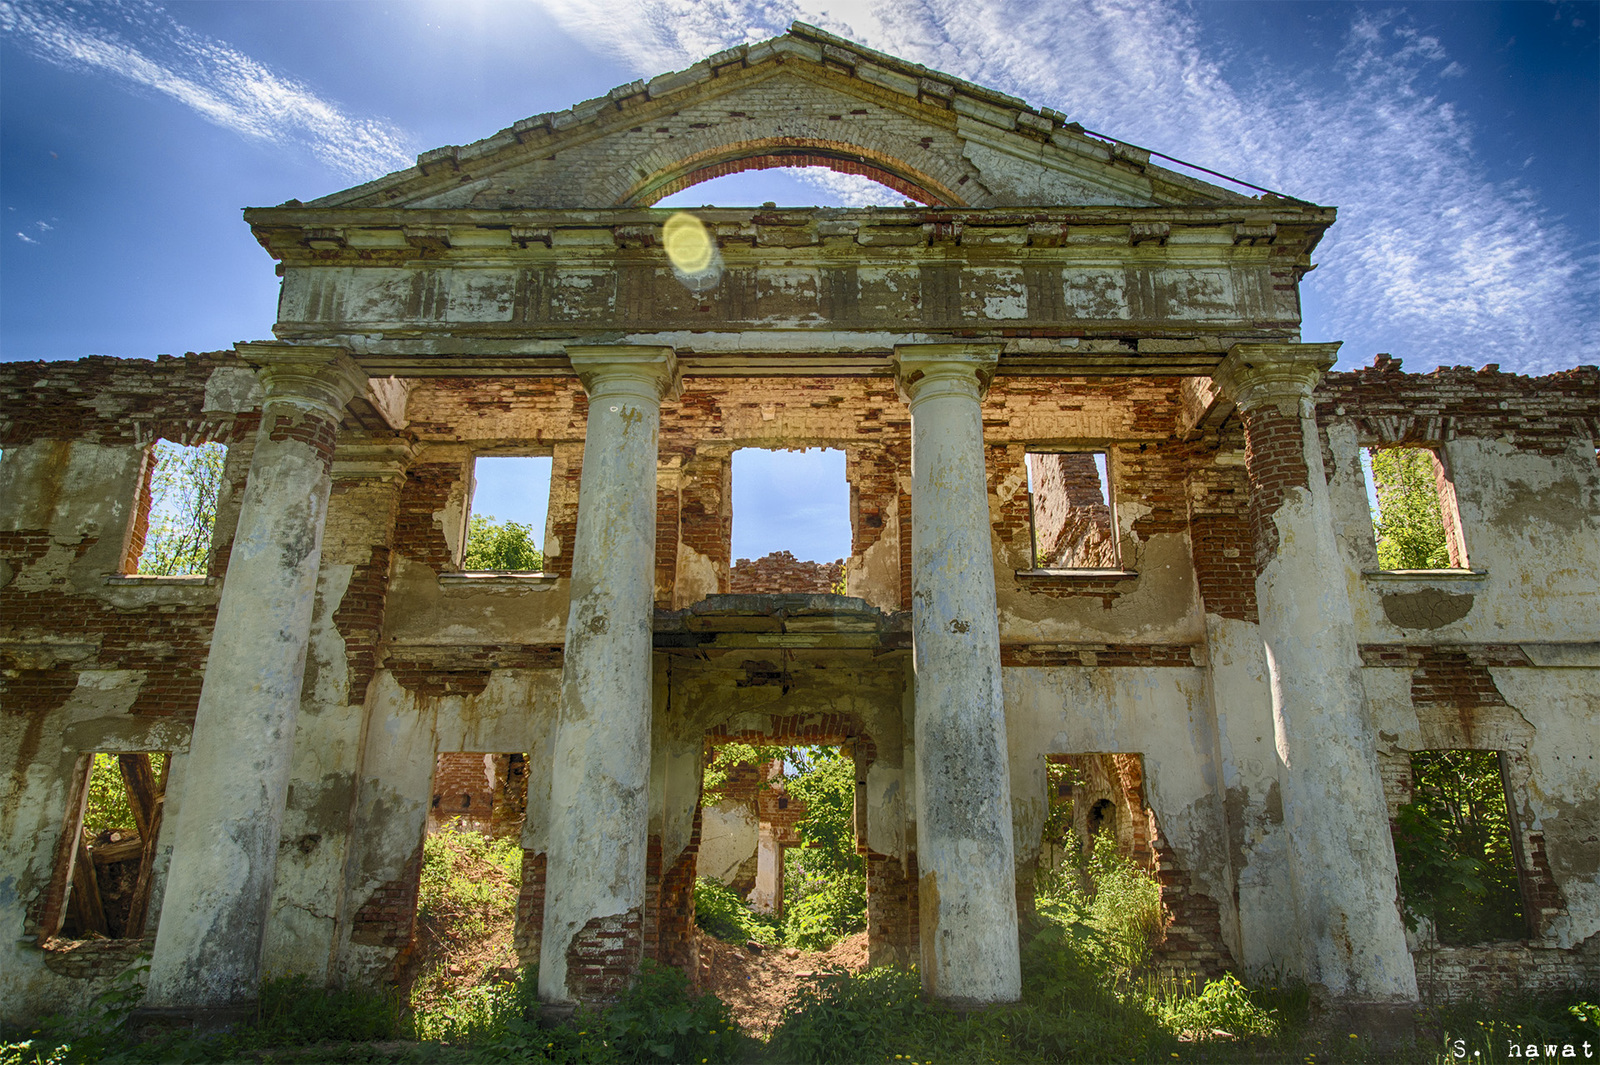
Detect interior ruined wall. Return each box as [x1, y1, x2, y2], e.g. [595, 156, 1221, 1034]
[0, 356, 258, 1018]
[2, 355, 1595, 1020]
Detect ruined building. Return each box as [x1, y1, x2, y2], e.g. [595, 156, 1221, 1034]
[2, 24, 1596, 1027]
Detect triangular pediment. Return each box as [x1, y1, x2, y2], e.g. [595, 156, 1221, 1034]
[308, 24, 1268, 212]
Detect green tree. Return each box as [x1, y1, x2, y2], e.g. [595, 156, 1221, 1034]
[1369, 447, 1451, 569]
[136, 441, 225, 575]
[782, 747, 866, 948]
[462, 513, 542, 572]
[1392, 749, 1525, 944]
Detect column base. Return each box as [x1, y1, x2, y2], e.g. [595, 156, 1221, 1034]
[128, 1003, 259, 1033]
[536, 1001, 579, 1026]
[1308, 995, 1418, 1049]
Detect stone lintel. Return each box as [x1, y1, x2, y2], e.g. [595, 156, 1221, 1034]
[235, 341, 367, 417]
[1213, 342, 1342, 415]
[891, 343, 1002, 404]
[566, 344, 681, 402]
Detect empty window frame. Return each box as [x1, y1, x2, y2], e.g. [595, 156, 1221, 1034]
[48, 752, 169, 941]
[729, 448, 850, 593]
[1391, 749, 1527, 944]
[1025, 452, 1119, 569]
[129, 440, 227, 575]
[463, 456, 552, 573]
[1361, 446, 1468, 570]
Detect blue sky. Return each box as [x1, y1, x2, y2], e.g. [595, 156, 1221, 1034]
[3, 0, 1596, 562]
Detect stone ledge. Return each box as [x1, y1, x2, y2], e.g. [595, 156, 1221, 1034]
[104, 573, 216, 586]
[1014, 568, 1139, 579]
[1361, 568, 1488, 583]
[437, 571, 558, 591]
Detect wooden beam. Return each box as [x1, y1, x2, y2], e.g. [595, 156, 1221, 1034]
[68, 832, 109, 939]
[118, 754, 159, 842]
[124, 794, 164, 939]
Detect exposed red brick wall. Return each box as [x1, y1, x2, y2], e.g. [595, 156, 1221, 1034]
[564, 907, 644, 1003]
[729, 550, 843, 594]
[0, 353, 252, 447]
[330, 544, 394, 699]
[514, 850, 546, 966]
[866, 850, 919, 966]
[350, 840, 424, 954]
[265, 408, 339, 469]
[1318, 356, 1600, 457]
[1238, 404, 1312, 574]
[1184, 426, 1259, 621]
[392, 461, 462, 573]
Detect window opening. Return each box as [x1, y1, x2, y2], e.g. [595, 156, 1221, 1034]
[730, 448, 850, 593]
[130, 440, 226, 575]
[1391, 749, 1526, 945]
[463, 455, 551, 572]
[653, 166, 914, 209]
[1025, 452, 1118, 568]
[406, 752, 528, 1038]
[51, 752, 169, 941]
[1362, 446, 1467, 569]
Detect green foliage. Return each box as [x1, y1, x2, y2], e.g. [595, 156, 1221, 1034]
[136, 441, 224, 576]
[409, 975, 533, 1046]
[700, 743, 789, 804]
[781, 873, 866, 951]
[416, 824, 522, 935]
[80, 754, 166, 838]
[1392, 749, 1525, 944]
[777, 747, 865, 951]
[1154, 972, 1280, 1040]
[1036, 833, 1166, 975]
[1369, 446, 1452, 570]
[784, 748, 861, 883]
[1039, 760, 1083, 851]
[462, 513, 543, 572]
[0, 1042, 69, 1065]
[693, 876, 780, 946]
[461, 962, 746, 1064]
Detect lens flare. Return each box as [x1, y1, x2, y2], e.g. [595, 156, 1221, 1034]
[663, 212, 713, 274]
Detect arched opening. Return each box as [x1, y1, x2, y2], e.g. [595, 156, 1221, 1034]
[618, 138, 965, 208]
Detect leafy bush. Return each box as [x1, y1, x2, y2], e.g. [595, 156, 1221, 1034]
[693, 876, 780, 946]
[781, 873, 865, 951]
[1155, 971, 1280, 1040]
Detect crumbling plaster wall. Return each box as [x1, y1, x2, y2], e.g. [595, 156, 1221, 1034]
[0, 356, 258, 1023]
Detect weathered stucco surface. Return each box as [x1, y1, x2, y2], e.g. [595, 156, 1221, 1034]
[2, 23, 1596, 1023]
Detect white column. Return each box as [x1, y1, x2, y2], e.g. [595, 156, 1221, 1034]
[1213, 343, 1418, 1009]
[144, 344, 365, 1018]
[540, 346, 678, 1005]
[893, 343, 1021, 1006]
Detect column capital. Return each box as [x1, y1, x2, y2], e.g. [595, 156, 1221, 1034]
[1213, 342, 1342, 415]
[235, 342, 366, 419]
[567, 345, 680, 402]
[891, 343, 1002, 405]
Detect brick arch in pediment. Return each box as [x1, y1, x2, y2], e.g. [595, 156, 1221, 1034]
[616, 136, 969, 208]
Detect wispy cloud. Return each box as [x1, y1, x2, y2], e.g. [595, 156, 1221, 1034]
[0, 0, 414, 179]
[534, 0, 1597, 374]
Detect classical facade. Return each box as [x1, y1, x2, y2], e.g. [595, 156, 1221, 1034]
[2, 24, 1596, 1026]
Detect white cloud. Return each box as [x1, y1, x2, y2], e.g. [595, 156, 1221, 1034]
[533, 0, 1597, 374]
[15, 231, 37, 244]
[0, 0, 414, 179]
